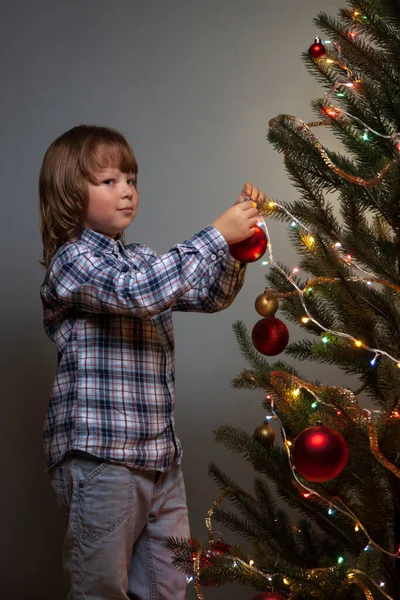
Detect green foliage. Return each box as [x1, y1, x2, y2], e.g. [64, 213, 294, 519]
[171, 1, 400, 597]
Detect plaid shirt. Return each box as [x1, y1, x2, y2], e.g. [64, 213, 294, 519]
[40, 225, 246, 471]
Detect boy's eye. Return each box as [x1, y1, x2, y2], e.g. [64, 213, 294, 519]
[128, 178, 136, 185]
[103, 179, 115, 185]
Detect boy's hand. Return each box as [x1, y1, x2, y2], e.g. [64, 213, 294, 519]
[212, 182, 266, 246]
[234, 181, 267, 206]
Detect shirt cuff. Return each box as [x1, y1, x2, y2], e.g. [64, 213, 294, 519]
[183, 225, 230, 263]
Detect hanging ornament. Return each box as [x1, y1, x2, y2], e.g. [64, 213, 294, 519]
[255, 291, 279, 317]
[251, 593, 287, 600]
[292, 425, 349, 482]
[252, 317, 289, 356]
[254, 421, 276, 448]
[201, 539, 232, 587]
[229, 224, 268, 263]
[309, 36, 326, 58]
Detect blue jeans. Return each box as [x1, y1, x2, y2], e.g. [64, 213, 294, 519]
[49, 452, 190, 599]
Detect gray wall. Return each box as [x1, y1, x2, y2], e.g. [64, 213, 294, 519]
[0, 1, 345, 598]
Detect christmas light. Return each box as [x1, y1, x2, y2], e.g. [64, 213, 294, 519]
[322, 336, 329, 343]
[268, 201, 275, 209]
[283, 578, 290, 585]
[293, 388, 301, 397]
[301, 317, 310, 324]
[338, 556, 344, 564]
[355, 340, 363, 347]
[305, 235, 315, 247]
[311, 402, 318, 409]
[355, 524, 360, 531]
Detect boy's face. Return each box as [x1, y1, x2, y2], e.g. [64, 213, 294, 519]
[83, 167, 139, 238]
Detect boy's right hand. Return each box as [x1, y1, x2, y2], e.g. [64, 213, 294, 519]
[212, 200, 260, 245]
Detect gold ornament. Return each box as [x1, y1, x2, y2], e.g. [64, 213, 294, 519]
[254, 422, 276, 448]
[255, 292, 279, 317]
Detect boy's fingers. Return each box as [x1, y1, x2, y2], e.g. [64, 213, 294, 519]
[241, 200, 258, 211]
[250, 186, 259, 200]
[242, 182, 252, 197]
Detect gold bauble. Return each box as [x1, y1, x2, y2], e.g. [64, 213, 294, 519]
[254, 293, 279, 317]
[254, 422, 275, 449]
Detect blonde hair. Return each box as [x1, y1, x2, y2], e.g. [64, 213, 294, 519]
[39, 124, 138, 268]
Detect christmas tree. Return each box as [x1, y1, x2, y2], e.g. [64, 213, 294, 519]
[167, 1, 400, 598]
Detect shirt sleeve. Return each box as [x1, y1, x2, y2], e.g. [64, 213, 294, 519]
[172, 230, 247, 313]
[41, 226, 232, 320]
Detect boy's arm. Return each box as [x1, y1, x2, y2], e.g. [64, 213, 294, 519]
[41, 226, 232, 320]
[172, 229, 247, 313]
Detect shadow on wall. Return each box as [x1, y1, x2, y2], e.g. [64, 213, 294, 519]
[0, 318, 66, 600]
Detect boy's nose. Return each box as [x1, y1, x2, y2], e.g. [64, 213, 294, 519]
[121, 184, 133, 198]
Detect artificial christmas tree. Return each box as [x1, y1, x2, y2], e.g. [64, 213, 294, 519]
[167, 1, 400, 598]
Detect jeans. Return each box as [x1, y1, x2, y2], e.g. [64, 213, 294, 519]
[49, 451, 190, 599]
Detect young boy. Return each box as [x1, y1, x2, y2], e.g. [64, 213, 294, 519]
[39, 124, 265, 599]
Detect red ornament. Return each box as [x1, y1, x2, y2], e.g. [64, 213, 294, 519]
[292, 425, 348, 482]
[309, 36, 326, 58]
[251, 593, 287, 600]
[191, 540, 231, 587]
[229, 225, 268, 263]
[252, 317, 289, 356]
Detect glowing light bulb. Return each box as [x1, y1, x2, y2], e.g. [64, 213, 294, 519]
[293, 388, 301, 397]
[268, 201, 275, 209]
[337, 556, 344, 564]
[322, 336, 329, 344]
[249, 560, 254, 566]
[283, 578, 289, 585]
[311, 402, 318, 409]
[325, 58, 334, 64]
[355, 524, 360, 532]
[355, 340, 363, 347]
[301, 317, 310, 324]
[292, 267, 300, 274]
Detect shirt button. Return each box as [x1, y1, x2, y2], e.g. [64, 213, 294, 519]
[211, 254, 217, 261]
[217, 250, 224, 257]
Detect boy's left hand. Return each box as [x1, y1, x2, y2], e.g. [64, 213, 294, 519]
[235, 181, 266, 207]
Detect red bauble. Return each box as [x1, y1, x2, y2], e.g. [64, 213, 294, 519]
[252, 317, 289, 356]
[229, 225, 268, 263]
[292, 425, 348, 482]
[201, 540, 232, 587]
[251, 593, 287, 600]
[309, 37, 326, 58]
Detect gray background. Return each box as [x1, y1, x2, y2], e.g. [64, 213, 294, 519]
[0, 0, 346, 598]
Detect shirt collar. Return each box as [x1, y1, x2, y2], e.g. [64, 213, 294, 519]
[79, 229, 125, 255]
